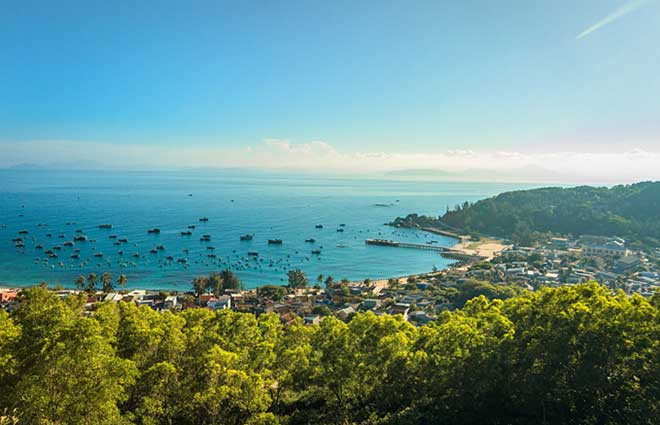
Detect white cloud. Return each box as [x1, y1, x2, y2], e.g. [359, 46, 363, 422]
[0, 139, 658, 184]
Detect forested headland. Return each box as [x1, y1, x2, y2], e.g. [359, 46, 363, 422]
[392, 181, 660, 248]
[2, 282, 659, 425]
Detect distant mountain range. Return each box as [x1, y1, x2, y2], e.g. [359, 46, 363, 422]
[385, 166, 570, 183]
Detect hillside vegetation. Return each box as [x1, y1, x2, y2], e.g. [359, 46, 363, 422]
[401, 182, 660, 247]
[1, 283, 660, 424]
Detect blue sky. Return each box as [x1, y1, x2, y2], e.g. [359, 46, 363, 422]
[1, 0, 659, 180]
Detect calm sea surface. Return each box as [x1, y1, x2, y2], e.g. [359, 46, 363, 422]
[0, 170, 535, 290]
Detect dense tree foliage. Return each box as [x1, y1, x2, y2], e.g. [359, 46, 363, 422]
[395, 182, 660, 247]
[1, 283, 659, 424]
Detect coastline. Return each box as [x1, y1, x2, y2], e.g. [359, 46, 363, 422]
[348, 232, 510, 292]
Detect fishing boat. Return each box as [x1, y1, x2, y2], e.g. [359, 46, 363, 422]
[147, 228, 161, 234]
[240, 234, 254, 241]
[336, 228, 344, 232]
[248, 251, 259, 256]
[200, 235, 211, 242]
[74, 234, 88, 242]
[98, 224, 113, 229]
[94, 252, 104, 257]
[315, 224, 323, 229]
[109, 235, 118, 239]
[268, 239, 283, 245]
[63, 241, 74, 247]
[118, 238, 128, 243]
[181, 231, 192, 236]
[311, 249, 321, 255]
[18, 229, 28, 235]
[305, 238, 316, 243]
[199, 217, 209, 222]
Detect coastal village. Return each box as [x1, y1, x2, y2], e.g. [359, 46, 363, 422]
[3, 223, 659, 326]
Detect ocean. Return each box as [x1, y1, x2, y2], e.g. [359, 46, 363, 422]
[0, 170, 534, 290]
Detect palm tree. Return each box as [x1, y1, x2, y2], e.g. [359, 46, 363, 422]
[87, 273, 97, 294]
[192, 276, 209, 297]
[102, 272, 113, 293]
[324, 275, 334, 289]
[117, 274, 128, 291]
[75, 275, 86, 291]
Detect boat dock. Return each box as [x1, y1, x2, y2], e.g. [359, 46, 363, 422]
[365, 239, 446, 252]
[364, 239, 486, 261]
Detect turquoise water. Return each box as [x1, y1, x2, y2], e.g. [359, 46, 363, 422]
[0, 170, 533, 290]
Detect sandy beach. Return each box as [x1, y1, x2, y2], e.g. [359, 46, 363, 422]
[352, 236, 510, 294]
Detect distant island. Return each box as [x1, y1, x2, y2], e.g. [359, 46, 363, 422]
[391, 181, 660, 249]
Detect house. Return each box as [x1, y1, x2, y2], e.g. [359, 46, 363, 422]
[164, 295, 178, 309]
[207, 296, 232, 311]
[103, 293, 124, 303]
[408, 310, 433, 325]
[0, 289, 18, 303]
[582, 239, 630, 257]
[361, 299, 381, 310]
[389, 303, 411, 320]
[614, 256, 641, 274]
[198, 293, 215, 306]
[304, 315, 321, 325]
[336, 306, 356, 321]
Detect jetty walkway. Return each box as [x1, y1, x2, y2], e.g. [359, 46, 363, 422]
[365, 239, 486, 261]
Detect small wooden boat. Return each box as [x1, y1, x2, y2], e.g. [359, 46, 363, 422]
[240, 234, 254, 241]
[147, 228, 161, 234]
[305, 238, 316, 243]
[268, 239, 283, 245]
[98, 224, 113, 229]
[199, 217, 209, 222]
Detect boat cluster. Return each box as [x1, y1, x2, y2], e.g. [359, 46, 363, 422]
[5, 218, 362, 278]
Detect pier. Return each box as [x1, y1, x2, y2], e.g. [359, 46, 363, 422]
[365, 239, 487, 261]
[365, 239, 447, 252]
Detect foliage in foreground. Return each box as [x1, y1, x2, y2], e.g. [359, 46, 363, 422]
[1, 283, 659, 424]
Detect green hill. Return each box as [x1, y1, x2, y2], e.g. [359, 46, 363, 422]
[396, 182, 660, 248]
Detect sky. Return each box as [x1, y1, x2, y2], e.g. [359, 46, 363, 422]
[1, 0, 659, 182]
